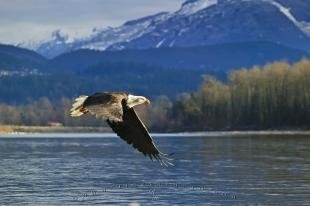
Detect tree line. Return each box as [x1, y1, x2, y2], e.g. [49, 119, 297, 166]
[0, 59, 309, 131]
[169, 59, 310, 130]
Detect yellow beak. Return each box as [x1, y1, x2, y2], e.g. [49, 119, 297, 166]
[144, 99, 151, 105]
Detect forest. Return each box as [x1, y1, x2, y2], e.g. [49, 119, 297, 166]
[0, 59, 309, 131]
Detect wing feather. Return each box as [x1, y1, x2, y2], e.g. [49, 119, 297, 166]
[107, 107, 173, 165]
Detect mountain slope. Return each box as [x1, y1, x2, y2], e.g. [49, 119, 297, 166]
[22, 12, 171, 58]
[50, 41, 309, 72]
[109, 0, 310, 51]
[0, 44, 46, 70]
[1, 41, 308, 74]
[20, 0, 310, 58]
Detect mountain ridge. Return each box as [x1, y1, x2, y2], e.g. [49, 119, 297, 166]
[17, 0, 310, 58]
[50, 41, 309, 73]
[1, 41, 308, 73]
[0, 44, 46, 70]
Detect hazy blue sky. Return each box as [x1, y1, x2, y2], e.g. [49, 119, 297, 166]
[0, 0, 183, 44]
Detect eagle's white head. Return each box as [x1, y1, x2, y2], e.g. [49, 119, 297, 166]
[127, 94, 151, 108]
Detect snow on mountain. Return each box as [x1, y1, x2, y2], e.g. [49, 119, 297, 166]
[176, 0, 218, 16]
[19, 30, 72, 58]
[21, 0, 310, 58]
[268, 0, 310, 37]
[20, 12, 170, 58]
[108, 0, 310, 51]
[79, 12, 171, 51]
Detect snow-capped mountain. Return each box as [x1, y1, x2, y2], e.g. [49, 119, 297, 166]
[20, 0, 310, 58]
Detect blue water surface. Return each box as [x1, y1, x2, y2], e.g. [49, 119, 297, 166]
[0, 133, 309, 205]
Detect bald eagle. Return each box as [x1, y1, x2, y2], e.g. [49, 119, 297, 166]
[70, 92, 173, 166]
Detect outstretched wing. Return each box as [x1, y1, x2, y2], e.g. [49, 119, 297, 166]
[83, 92, 126, 121]
[107, 107, 172, 166]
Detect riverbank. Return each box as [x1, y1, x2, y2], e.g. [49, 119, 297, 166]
[1, 125, 310, 136]
[0, 125, 111, 134]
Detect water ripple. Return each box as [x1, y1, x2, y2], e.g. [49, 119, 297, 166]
[0, 134, 310, 205]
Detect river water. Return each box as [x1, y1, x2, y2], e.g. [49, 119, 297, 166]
[0, 133, 309, 205]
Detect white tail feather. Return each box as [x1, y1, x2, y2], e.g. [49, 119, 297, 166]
[70, 95, 88, 117]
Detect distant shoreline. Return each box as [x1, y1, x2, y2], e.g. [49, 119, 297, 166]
[0, 125, 111, 134]
[0, 125, 310, 136]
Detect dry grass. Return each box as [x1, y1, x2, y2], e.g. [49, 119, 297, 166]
[0, 125, 111, 134]
[0, 125, 14, 133]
